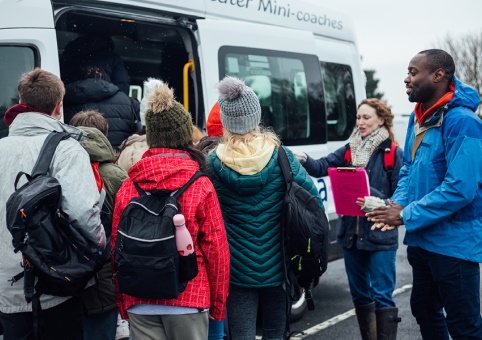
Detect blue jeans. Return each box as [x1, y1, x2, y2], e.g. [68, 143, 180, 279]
[227, 284, 288, 340]
[343, 244, 396, 308]
[407, 246, 482, 340]
[208, 319, 225, 340]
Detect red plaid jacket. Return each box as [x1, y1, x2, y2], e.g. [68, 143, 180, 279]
[111, 148, 230, 321]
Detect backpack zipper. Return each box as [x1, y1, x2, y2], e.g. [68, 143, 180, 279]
[118, 230, 174, 242]
[128, 201, 178, 216]
[13, 186, 59, 226]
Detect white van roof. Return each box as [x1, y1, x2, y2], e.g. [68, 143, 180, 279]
[0, 0, 55, 29]
[204, 0, 355, 42]
[0, 0, 355, 42]
[114, 0, 356, 41]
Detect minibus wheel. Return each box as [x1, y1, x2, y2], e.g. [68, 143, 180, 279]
[290, 289, 308, 322]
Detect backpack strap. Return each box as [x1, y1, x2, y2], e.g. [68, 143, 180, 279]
[31, 131, 69, 177]
[411, 109, 446, 160]
[132, 182, 147, 196]
[383, 143, 397, 173]
[132, 171, 205, 198]
[343, 144, 351, 166]
[171, 171, 205, 199]
[31, 286, 42, 340]
[277, 147, 314, 314]
[277, 146, 299, 292]
[411, 129, 428, 160]
[13, 172, 32, 191]
[383, 142, 397, 195]
[344, 142, 397, 172]
[277, 146, 294, 184]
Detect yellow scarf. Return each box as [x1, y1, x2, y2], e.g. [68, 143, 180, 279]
[216, 138, 276, 175]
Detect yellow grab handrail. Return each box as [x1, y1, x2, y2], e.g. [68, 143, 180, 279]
[183, 59, 195, 111]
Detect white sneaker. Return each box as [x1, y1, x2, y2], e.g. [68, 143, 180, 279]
[115, 319, 130, 340]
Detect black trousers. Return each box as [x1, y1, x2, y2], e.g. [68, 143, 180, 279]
[0, 296, 83, 340]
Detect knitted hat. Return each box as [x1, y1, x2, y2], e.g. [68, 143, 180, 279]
[140, 78, 164, 126]
[145, 84, 193, 149]
[206, 102, 223, 137]
[218, 76, 261, 134]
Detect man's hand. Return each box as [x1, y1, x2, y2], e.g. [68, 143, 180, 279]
[366, 200, 404, 226]
[371, 222, 397, 231]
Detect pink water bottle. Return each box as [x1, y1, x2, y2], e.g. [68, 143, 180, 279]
[173, 214, 194, 256]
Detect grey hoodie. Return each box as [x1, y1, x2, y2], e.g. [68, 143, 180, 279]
[0, 112, 105, 313]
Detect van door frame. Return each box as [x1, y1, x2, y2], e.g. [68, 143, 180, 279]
[53, 5, 204, 125]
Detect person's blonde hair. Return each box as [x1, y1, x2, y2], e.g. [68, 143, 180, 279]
[222, 126, 281, 154]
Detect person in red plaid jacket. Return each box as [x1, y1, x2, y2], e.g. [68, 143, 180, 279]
[111, 84, 230, 340]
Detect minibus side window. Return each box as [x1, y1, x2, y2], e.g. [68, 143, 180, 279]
[0, 46, 37, 139]
[321, 62, 356, 141]
[220, 46, 325, 146]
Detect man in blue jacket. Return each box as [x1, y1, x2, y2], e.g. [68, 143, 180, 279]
[368, 49, 482, 339]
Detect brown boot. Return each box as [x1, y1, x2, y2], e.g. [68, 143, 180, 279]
[376, 307, 401, 340]
[355, 302, 377, 340]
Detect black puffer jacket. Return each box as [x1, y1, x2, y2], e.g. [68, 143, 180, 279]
[303, 138, 403, 251]
[63, 78, 140, 150]
[61, 34, 131, 95]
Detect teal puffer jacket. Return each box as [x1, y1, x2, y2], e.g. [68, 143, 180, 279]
[207, 146, 323, 288]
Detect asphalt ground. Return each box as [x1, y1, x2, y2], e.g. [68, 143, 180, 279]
[288, 228, 462, 340]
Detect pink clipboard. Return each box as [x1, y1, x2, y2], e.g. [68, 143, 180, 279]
[328, 167, 370, 217]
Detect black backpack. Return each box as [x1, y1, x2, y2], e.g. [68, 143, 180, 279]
[278, 146, 329, 311]
[114, 171, 203, 300]
[5, 132, 107, 307]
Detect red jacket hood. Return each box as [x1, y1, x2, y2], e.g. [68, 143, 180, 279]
[128, 148, 200, 192]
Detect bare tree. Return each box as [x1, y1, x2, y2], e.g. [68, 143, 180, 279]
[437, 30, 482, 117]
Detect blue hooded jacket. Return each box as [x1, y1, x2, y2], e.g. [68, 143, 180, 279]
[392, 76, 482, 262]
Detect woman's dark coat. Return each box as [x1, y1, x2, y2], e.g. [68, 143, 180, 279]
[303, 139, 403, 250]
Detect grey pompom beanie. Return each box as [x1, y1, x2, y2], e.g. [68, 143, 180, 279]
[218, 76, 261, 134]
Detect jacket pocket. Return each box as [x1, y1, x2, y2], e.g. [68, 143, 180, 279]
[336, 216, 349, 239]
[179, 252, 198, 282]
[366, 227, 398, 246]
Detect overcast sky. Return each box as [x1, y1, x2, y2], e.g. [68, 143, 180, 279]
[315, 0, 482, 114]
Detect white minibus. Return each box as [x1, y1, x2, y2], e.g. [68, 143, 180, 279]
[0, 0, 366, 318]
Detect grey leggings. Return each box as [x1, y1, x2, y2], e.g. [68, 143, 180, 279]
[227, 284, 289, 340]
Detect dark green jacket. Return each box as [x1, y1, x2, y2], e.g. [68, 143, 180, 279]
[78, 126, 128, 315]
[207, 146, 323, 288]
